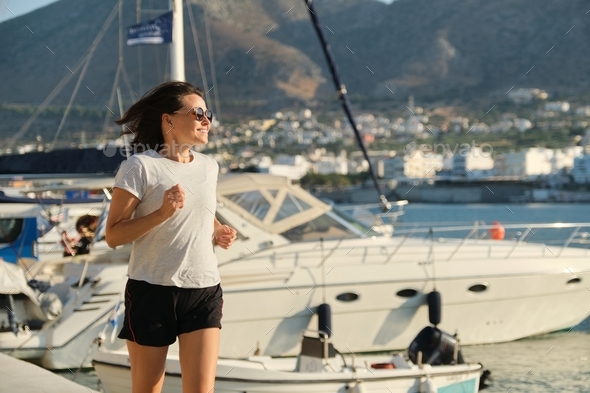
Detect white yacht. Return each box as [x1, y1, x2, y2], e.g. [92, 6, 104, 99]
[213, 173, 590, 358]
[2, 172, 590, 370]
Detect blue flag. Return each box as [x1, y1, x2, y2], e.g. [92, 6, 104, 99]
[127, 11, 173, 46]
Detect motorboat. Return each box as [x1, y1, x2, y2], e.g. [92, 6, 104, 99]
[0, 176, 115, 264]
[93, 324, 488, 393]
[2, 171, 590, 370]
[212, 173, 590, 359]
[0, 186, 129, 370]
[0, 258, 128, 370]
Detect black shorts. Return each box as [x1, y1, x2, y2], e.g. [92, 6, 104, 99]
[118, 279, 223, 347]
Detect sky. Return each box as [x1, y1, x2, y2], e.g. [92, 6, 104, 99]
[0, 0, 59, 23]
[0, 0, 396, 23]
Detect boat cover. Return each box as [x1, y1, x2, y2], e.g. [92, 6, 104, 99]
[0, 260, 40, 305]
[0, 147, 126, 175]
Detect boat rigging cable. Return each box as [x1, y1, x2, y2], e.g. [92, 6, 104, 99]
[187, 2, 221, 148]
[7, 3, 120, 150]
[102, 0, 135, 142]
[50, 3, 121, 150]
[187, 3, 210, 96]
[303, 0, 391, 212]
[203, 3, 222, 123]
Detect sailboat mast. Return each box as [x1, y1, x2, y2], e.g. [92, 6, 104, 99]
[170, 0, 186, 81]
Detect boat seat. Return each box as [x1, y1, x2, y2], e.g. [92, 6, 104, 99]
[294, 335, 336, 372]
[300, 335, 336, 358]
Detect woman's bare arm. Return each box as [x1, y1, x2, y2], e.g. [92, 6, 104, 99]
[105, 185, 184, 248]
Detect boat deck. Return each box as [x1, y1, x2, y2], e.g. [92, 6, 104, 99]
[0, 353, 99, 393]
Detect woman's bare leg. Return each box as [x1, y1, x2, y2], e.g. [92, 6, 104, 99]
[127, 340, 169, 393]
[178, 328, 219, 393]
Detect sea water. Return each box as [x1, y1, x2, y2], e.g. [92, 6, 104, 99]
[62, 203, 590, 392]
[462, 318, 590, 392]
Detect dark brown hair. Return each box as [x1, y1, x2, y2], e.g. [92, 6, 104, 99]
[76, 214, 98, 233]
[116, 81, 204, 152]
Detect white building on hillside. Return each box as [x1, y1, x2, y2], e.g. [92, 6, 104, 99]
[382, 153, 443, 179]
[269, 155, 310, 180]
[544, 101, 570, 112]
[574, 106, 590, 116]
[513, 118, 533, 132]
[507, 88, 548, 104]
[552, 146, 583, 173]
[254, 156, 273, 173]
[452, 147, 494, 177]
[314, 155, 348, 175]
[496, 148, 554, 178]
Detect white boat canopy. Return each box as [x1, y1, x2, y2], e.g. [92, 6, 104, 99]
[0, 203, 43, 218]
[217, 173, 331, 235]
[23, 177, 116, 193]
[0, 261, 39, 304]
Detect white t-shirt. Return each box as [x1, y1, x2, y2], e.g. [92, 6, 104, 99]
[113, 149, 220, 288]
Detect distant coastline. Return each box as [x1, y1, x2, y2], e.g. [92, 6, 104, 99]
[311, 178, 590, 204]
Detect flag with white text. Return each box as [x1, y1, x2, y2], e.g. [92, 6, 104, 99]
[126, 11, 172, 46]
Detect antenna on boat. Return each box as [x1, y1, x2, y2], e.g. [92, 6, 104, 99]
[303, 0, 392, 212]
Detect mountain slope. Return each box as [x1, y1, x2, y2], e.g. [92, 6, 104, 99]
[0, 0, 589, 143]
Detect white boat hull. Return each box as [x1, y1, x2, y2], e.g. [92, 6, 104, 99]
[0, 264, 128, 369]
[13, 234, 586, 368]
[93, 349, 482, 393]
[217, 236, 590, 357]
[3, 172, 590, 369]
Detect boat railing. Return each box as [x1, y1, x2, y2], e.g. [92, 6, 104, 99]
[229, 221, 590, 268]
[389, 222, 590, 262]
[300, 221, 590, 264]
[335, 203, 590, 258]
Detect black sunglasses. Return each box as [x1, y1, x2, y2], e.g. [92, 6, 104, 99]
[181, 107, 213, 122]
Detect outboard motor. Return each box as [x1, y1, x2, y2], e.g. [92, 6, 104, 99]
[408, 325, 464, 365]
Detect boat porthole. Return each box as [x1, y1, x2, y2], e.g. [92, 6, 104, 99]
[336, 292, 359, 302]
[468, 283, 489, 293]
[396, 288, 418, 298]
[567, 277, 581, 285]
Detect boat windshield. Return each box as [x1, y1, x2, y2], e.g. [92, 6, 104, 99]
[279, 212, 355, 242]
[0, 219, 23, 243]
[329, 206, 373, 233]
[279, 209, 372, 242]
